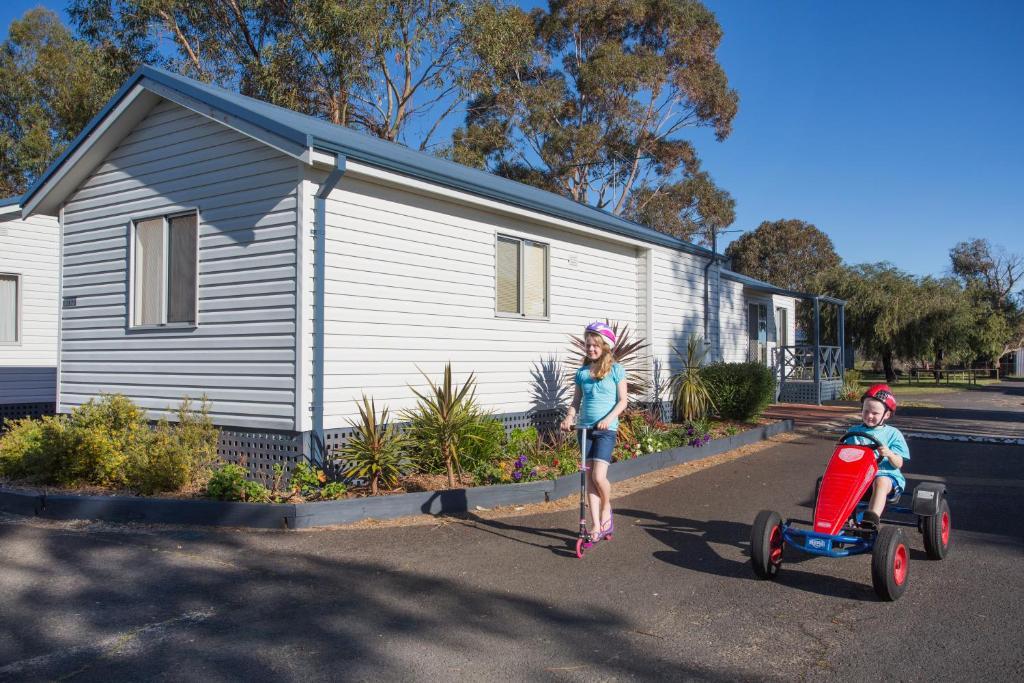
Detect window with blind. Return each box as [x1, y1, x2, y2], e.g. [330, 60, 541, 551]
[0, 274, 18, 343]
[496, 235, 548, 318]
[131, 212, 198, 327]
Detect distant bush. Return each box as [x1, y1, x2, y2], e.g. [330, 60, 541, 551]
[701, 362, 777, 420]
[840, 368, 863, 401]
[0, 394, 220, 494]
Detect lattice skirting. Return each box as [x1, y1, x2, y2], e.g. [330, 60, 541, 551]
[0, 402, 56, 431]
[221, 409, 567, 483]
[778, 379, 843, 404]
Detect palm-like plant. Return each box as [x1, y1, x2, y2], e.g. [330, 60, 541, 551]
[403, 363, 485, 489]
[340, 395, 409, 495]
[566, 320, 652, 401]
[669, 334, 716, 422]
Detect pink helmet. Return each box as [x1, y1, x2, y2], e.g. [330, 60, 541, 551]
[584, 321, 616, 346]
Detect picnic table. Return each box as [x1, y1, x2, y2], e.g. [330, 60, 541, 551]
[908, 368, 986, 385]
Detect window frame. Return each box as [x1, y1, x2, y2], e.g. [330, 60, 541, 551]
[494, 233, 550, 320]
[127, 210, 200, 330]
[0, 272, 21, 345]
[775, 306, 789, 347]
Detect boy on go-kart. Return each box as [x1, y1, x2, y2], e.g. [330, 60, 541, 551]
[846, 384, 909, 529]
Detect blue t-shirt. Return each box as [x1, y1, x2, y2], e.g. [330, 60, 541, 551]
[846, 423, 910, 489]
[575, 362, 625, 430]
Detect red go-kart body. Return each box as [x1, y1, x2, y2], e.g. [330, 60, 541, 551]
[813, 444, 878, 536]
[751, 430, 953, 601]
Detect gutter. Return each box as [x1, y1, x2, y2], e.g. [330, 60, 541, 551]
[311, 154, 347, 465]
[703, 232, 720, 351]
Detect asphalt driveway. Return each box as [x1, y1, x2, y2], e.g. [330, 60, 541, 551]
[2, 385, 1022, 681]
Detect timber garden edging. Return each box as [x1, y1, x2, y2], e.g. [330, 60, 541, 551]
[0, 420, 794, 530]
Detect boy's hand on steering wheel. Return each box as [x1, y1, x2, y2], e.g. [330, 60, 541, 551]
[878, 444, 894, 462]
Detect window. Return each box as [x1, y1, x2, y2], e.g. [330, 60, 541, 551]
[0, 274, 18, 343]
[131, 213, 198, 327]
[776, 306, 789, 347]
[748, 302, 768, 363]
[496, 235, 548, 318]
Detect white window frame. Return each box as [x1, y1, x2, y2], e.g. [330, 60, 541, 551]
[495, 233, 550, 320]
[0, 272, 21, 345]
[128, 210, 199, 329]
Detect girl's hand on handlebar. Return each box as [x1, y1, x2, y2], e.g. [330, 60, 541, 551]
[559, 416, 574, 432]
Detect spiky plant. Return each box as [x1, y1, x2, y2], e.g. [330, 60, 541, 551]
[669, 334, 716, 422]
[403, 363, 485, 489]
[566, 320, 652, 401]
[340, 395, 410, 495]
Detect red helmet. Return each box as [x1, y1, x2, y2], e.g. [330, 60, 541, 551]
[861, 383, 897, 413]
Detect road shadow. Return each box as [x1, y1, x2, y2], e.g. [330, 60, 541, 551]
[0, 519, 747, 681]
[458, 511, 580, 557]
[615, 508, 879, 602]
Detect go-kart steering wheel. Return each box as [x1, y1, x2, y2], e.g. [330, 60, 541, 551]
[838, 431, 886, 461]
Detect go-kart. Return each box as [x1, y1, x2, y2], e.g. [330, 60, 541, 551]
[751, 431, 952, 601]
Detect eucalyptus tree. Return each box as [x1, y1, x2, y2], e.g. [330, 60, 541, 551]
[0, 8, 121, 195]
[451, 0, 739, 244]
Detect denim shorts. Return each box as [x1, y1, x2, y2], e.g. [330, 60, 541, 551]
[877, 474, 903, 502]
[580, 428, 617, 464]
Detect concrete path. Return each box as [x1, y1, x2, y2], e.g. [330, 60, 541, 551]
[1, 391, 1022, 680]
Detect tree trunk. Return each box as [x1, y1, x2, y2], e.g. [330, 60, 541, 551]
[881, 349, 896, 383]
[371, 475, 378, 496]
[445, 452, 456, 489]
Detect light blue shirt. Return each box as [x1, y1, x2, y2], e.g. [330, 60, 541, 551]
[846, 423, 910, 489]
[575, 363, 625, 430]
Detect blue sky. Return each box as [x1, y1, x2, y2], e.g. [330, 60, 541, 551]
[4, 1, 1022, 283]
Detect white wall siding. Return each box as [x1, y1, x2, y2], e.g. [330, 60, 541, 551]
[314, 174, 641, 427]
[0, 210, 59, 404]
[649, 248, 715, 390]
[59, 99, 298, 429]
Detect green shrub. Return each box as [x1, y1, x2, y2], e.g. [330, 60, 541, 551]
[403, 363, 490, 488]
[339, 396, 410, 495]
[0, 394, 220, 494]
[669, 334, 716, 422]
[701, 362, 777, 420]
[206, 464, 271, 502]
[840, 368, 863, 401]
[127, 398, 220, 495]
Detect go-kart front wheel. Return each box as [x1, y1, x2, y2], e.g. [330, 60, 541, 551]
[871, 526, 909, 601]
[751, 510, 785, 579]
[922, 496, 952, 560]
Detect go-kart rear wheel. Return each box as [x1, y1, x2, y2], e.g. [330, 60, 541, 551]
[751, 510, 785, 579]
[922, 496, 952, 560]
[871, 526, 910, 601]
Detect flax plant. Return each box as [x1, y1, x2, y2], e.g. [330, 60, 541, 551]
[341, 395, 410, 495]
[669, 334, 716, 422]
[403, 363, 485, 489]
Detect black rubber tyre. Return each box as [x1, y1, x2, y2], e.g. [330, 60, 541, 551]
[871, 526, 910, 601]
[922, 496, 952, 560]
[751, 510, 784, 579]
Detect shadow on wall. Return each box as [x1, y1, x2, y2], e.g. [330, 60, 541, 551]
[528, 355, 570, 418]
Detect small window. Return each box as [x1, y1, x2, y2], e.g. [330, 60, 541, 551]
[131, 212, 198, 327]
[0, 273, 18, 343]
[496, 235, 548, 318]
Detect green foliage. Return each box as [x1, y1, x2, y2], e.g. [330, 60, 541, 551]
[725, 219, 840, 293]
[701, 362, 776, 420]
[459, 417, 507, 478]
[289, 462, 327, 497]
[127, 398, 220, 495]
[452, 0, 738, 243]
[669, 334, 716, 422]
[206, 464, 271, 503]
[70, 0, 525, 151]
[0, 8, 122, 195]
[0, 394, 220, 494]
[403, 363, 489, 488]
[840, 368, 863, 402]
[339, 395, 410, 495]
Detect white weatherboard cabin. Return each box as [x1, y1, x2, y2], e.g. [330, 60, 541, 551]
[0, 197, 59, 424]
[18, 67, 840, 474]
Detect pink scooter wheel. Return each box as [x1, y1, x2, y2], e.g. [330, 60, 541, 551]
[575, 537, 586, 558]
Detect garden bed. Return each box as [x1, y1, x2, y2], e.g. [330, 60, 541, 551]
[0, 419, 794, 529]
